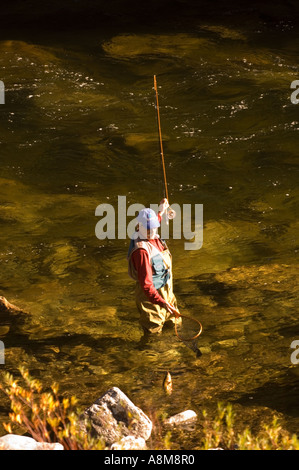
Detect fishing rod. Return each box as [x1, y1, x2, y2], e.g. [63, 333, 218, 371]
[154, 76, 203, 351]
[153, 75, 176, 221]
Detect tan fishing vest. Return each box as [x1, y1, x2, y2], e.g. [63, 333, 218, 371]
[127, 235, 172, 289]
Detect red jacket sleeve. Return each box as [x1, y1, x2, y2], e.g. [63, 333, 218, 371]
[131, 248, 166, 308]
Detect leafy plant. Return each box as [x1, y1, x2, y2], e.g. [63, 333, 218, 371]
[0, 367, 104, 450]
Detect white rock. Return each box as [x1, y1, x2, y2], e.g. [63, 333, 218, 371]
[0, 434, 64, 450]
[164, 410, 197, 427]
[111, 436, 147, 450]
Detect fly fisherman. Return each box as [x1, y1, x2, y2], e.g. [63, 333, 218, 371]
[127, 198, 180, 334]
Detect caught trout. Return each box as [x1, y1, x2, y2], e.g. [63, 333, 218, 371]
[163, 371, 173, 395]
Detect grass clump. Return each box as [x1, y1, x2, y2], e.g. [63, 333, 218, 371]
[201, 402, 299, 450]
[0, 367, 104, 450]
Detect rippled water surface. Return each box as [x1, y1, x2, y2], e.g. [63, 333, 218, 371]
[0, 16, 298, 445]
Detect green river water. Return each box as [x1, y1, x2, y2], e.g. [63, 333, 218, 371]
[0, 11, 298, 447]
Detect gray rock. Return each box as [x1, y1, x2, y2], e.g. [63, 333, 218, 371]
[82, 386, 152, 445]
[0, 434, 64, 450]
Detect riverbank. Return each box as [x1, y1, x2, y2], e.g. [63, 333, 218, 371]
[0, 364, 298, 450]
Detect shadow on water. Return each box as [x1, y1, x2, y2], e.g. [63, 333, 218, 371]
[2, 331, 128, 354]
[195, 279, 238, 307]
[236, 371, 299, 427]
[0, 0, 299, 48]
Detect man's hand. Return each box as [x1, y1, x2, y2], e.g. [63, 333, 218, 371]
[158, 198, 170, 216]
[164, 302, 181, 318]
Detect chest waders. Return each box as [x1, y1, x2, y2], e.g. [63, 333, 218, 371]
[127, 236, 180, 333]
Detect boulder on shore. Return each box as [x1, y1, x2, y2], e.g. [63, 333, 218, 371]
[81, 386, 152, 446]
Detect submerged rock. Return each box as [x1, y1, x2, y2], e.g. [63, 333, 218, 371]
[215, 339, 238, 348]
[215, 263, 298, 293]
[81, 386, 152, 446]
[1, 40, 60, 65]
[43, 241, 80, 278]
[102, 34, 208, 60]
[125, 133, 165, 152]
[200, 25, 246, 41]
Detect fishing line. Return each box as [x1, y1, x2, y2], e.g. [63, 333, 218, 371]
[153, 75, 176, 220]
[153, 76, 203, 347]
[154, 75, 169, 201]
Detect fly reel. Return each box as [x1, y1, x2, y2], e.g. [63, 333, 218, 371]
[167, 208, 176, 220]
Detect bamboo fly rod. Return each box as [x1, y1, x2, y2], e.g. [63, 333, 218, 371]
[153, 75, 176, 220]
